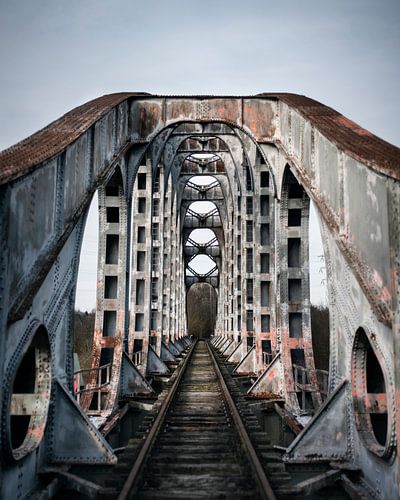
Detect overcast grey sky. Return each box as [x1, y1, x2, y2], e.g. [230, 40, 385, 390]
[1, 0, 399, 149]
[1, 0, 399, 310]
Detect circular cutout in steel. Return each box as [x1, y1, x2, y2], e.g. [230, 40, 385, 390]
[351, 327, 390, 458]
[6, 324, 52, 461]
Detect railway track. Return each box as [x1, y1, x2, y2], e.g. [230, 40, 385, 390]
[47, 339, 351, 499]
[117, 339, 275, 500]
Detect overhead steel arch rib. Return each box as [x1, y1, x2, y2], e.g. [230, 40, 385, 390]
[1, 92, 399, 185]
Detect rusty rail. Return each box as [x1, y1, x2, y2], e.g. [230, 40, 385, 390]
[207, 342, 276, 500]
[118, 340, 197, 499]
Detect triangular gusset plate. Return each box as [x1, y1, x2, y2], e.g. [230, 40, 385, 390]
[160, 342, 177, 363]
[284, 380, 352, 462]
[174, 339, 185, 352]
[222, 340, 238, 358]
[147, 345, 170, 375]
[232, 345, 256, 375]
[47, 380, 116, 464]
[226, 341, 243, 363]
[120, 352, 155, 398]
[247, 353, 283, 398]
[168, 341, 181, 356]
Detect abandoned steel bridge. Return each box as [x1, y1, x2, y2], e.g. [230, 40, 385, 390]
[0, 93, 399, 499]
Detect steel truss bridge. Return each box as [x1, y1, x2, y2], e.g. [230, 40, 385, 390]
[0, 93, 399, 498]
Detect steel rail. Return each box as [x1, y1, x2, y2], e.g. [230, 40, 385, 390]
[207, 341, 277, 500]
[118, 340, 197, 500]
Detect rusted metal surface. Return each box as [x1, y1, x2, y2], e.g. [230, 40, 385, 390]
[292, 364, 330, 411]
[273, 403, 304, 436]
[243, 98, 278, 140]
[258, 92, 400, 180]
[3, 324, 52, 462]
[1, 91, 399, 499]
[351, 327, 392, 458]
[0, 92, 147, 185]
[1, 93, 398, 185]
[75, 363, 112, 413]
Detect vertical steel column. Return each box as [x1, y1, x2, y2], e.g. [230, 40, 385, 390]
[277, 167, 321, 412]
[81, 167, 128, 415]
[128, 161, 152, 374]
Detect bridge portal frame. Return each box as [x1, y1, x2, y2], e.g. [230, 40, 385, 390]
[0, 93, 399, 499]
